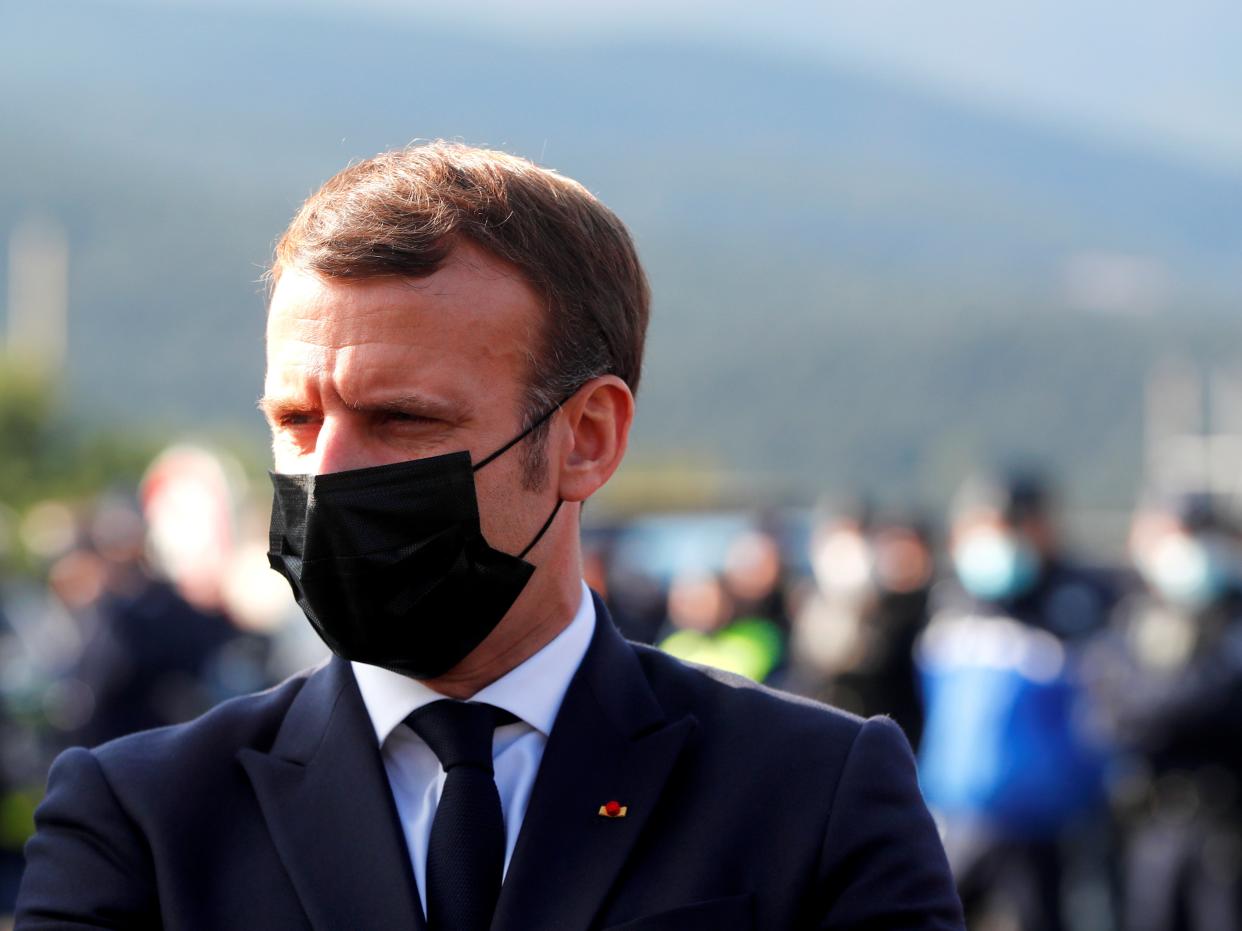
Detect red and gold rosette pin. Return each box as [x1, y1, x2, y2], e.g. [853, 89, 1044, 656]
[598, 800, 627, 819]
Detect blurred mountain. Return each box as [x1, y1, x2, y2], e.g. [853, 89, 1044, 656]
[1, 1, 1240, 507]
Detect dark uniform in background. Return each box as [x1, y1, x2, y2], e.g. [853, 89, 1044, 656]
[920, 471, 1117, 931]
[787, 511, 934, 748]
[1089, 493, 1242, 931]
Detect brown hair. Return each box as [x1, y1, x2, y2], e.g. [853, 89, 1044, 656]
[270, 142, 650, 485]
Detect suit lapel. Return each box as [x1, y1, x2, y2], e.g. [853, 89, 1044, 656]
[239, 657, 426, 931]
[493, 596, 696, 931]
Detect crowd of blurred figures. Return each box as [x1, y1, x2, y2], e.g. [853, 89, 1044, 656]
[3, 445, 1242, 930]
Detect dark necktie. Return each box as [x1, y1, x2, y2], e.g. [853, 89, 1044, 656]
[404, 700, 518, 931]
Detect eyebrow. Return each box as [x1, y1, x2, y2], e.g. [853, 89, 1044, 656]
[352, 395, 465, 420]
[256, 393, 467, 422]
[256, 396, 298, 423]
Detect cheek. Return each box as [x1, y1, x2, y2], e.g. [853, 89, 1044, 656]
[270, 436, 311, 475]
[474, 460, 540, 552]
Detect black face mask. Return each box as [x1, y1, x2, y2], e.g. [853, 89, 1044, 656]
[267, 408, 564, 679]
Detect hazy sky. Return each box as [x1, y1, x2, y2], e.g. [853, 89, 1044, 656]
[203, 0, 1241, 171]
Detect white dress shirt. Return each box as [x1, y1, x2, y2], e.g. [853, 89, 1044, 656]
[351, 581, 596, 917]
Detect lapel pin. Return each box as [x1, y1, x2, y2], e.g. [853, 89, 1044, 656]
[598, 800, 628, 819]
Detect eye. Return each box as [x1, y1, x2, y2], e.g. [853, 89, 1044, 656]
[278, 411, 321, 428]
[380, 410, 436, 426]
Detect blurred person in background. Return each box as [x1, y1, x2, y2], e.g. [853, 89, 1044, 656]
[936, 470, 1114, 644]
[656, 525, 790, 683]
[48, 480, 261, 749]
[721, 526, 792, 638]
[1087, 492, 1242, 931]
[918, 469, 1117, 931]
[38, 447, 280, 756]
[787, 508, 934, 748]
[657, 567, 784, 683]
[138, 447, 279, 699]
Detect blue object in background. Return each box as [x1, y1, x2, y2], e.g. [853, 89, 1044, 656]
[917, 616, 1107, 836]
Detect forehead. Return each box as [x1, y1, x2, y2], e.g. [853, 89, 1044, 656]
[264, 244, 542, 403]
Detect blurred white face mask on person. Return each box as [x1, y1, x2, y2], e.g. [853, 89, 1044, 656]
[951, 529, 1040, 604]
[1137, 532, 1240, 612]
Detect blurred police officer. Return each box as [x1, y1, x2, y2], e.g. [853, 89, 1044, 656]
[919, 469, 1117, 931]
[1091, 492, 1242, 931]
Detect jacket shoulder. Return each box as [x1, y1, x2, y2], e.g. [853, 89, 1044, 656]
[629, 641, 870, 758]
[89, 664, 317, 787]
[625, 645, 961, 928]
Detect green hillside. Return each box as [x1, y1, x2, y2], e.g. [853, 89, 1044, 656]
[1, 1, 1240, 508]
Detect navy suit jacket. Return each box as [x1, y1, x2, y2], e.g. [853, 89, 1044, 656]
[17, 596, 963, 929]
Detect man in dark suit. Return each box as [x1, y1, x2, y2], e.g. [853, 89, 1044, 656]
[17, 142, 963, 930]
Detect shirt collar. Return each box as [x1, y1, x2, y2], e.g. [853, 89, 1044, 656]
[351, 580, 596, 746]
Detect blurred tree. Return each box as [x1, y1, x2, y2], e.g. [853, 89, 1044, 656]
[0, 357, 158, 560]
[0, 360, 61, 509]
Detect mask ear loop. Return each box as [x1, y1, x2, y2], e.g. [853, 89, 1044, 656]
[472, 400, 564, 472]
[518, 499, 565, 560]
[472, 395, 575, 560]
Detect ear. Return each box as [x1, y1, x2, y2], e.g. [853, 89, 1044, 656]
[556, 376, 634, 503]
